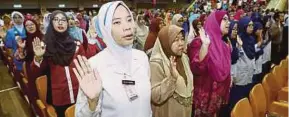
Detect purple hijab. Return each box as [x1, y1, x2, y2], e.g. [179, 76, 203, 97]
[204, 10, 231, 82]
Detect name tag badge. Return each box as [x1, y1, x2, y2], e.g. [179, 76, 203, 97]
[124, 85, 138, 101]
[122, 80, 135, 85]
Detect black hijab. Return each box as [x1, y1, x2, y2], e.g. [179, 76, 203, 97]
[44, 10, 76, 66]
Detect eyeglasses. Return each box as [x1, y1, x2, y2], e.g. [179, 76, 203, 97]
[53, 18, 67, 23]
[25, 23, 35, 27]
[13, 16, 22, 19]
[248, 23, 254, 27]
[222, 17, 229, 21]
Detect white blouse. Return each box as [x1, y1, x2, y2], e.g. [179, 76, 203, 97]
[75, 49, 152, 117]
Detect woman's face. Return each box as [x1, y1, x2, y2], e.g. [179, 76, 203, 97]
[39, 23, 44, 33]
[13, 14, 23, 25]
[159, 20, 165, 29]
[246, 21, 254, 34]
[231, 24, 238, 38]
[68, 18, 76, 27]
[176, 17, 184, 27]
[220, 15, 230, 35]
[3, 17, 11, 24]
[25, 20, 37, 34]
[138, 16, 146, 25]
[52, 13, 68, 33]
[171, 32, 185, 56]
[75, 20, 80, 27]
[111, 5, 135, 47]
[197, 22, 202, 29]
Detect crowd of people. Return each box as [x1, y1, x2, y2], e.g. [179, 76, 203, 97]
[0, 0, 287, 117]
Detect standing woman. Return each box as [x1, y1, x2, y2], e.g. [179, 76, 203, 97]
[2, 14, 12, 33]
[30, 10, 86, 117]
[150, 25, 193, 117]
[85, 15, 106, 58]
[134, 14, 149, 50]
[171, 14, 184, 28]
[144, 17, 165, 54]
[227, 17, 259, 115]
[188, 10, 231, 117]
[5, 11, 27, 87]
[74, 1, 151, 117]
[23, 18, 43, 101]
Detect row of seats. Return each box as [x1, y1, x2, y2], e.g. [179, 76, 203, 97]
[231, 57, 288, 117]
[0, 47, 75, 117]
[35, 75, 75, 117]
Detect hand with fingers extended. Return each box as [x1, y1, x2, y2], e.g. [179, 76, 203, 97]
[199, 27, 210, 45]
[236, 35, 243, 48]
[32, 37, 46, 57]
[169, 56, 180, 79]
[73, 55, 102, 100]
[16, 37, 26, 49]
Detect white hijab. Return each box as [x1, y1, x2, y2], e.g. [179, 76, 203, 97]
[11, 11, 24, 32]
[43, 13, 51, 34]
[97, 1, 134, 72]
[172, 14, 183, 26]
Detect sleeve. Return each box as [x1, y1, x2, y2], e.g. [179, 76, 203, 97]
[188, 38, 209, 76]
[84, 44, 98, 59]
[82, 31, 88, 52]
[150, 61, 178, 105]
[30, 57, 48, 77]
[5, 30, 13, 49]
[75, 88, 102, 117]
[231, 45, 240, 64]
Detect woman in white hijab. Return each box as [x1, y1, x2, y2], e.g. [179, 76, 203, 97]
[74, 1, 152, 117]
[42, 12, 51, 34]
[172, 14, 184, 28]
[134, 14, 149, 50]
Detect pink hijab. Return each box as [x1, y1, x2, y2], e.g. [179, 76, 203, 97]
[234, 9, 245, 21]
[204, 10, 231, 82]
[76, 13, 87, 30]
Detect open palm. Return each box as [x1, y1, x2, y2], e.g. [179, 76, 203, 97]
[73, 55, 102, 100]
[169, 56, 180, 79]
[199, 27, 210, 45]
[32, 37, 46, 57]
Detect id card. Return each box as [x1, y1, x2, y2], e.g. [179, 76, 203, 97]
[123, 85, 138, 101]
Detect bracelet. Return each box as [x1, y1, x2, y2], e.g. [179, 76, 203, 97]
[35, 56, 43, 62]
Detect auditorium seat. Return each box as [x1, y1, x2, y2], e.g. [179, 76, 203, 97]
[36, 75, 57, 117]
[250, 84, 288, 117]
[65, 104, 75, 117]
[231, 98, 254, 117]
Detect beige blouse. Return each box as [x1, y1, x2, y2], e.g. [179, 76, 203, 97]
[150, 39, 193, 117]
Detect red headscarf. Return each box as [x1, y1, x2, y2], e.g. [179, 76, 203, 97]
[234, 9, 245, 21]
[23, 18, 43, 62]
[144, 17, 163, 52]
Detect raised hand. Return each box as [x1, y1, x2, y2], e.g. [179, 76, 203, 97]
[73, 55, 102, 100]
[199, 27, 210, 45]
[236, 35, 243, 47]
[169, 56, 180, 79]
[17, 40, 26, 48]
[32, 37, 46, 57]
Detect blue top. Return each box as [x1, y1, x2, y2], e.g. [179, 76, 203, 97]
[5, 26, 26, 70]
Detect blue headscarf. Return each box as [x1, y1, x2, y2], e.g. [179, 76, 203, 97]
[251, 12, 262, 23]
[228, 21, 239, 64]
[94, 16, 103, 39]
[253, 22, 263, 34]
[189, 13, 200, 24]
[238, 16, 256, 60]
[69, 26, 83, 42]
[253, 21, 264, 59]
[182, 15, 190, 36]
